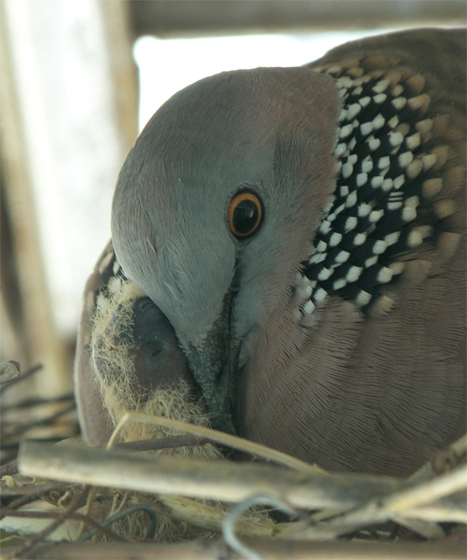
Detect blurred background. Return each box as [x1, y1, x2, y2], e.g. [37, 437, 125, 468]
[1, 0, 466, 399]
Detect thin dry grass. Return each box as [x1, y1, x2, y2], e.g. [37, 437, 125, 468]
[1, 365, 465, 559]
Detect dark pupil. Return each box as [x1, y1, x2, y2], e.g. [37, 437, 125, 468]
[233, 200, 258, 235]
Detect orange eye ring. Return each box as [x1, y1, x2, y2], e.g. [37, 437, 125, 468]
[227, 192, 263, 238]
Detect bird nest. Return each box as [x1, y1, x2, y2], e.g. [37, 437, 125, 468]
[1, 363, 466, 559]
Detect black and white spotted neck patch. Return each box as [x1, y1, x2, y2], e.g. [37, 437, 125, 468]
[294, 62, 450, 322]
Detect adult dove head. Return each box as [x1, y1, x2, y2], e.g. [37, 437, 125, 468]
[112, 67, 340, 434]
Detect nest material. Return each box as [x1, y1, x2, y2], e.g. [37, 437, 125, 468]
[1, 347, 465, 558]
[1, 432, 466, 559]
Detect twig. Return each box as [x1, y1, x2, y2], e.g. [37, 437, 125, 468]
[1, 394, 75, 412]
[0, 361, 21, 384]
[11, 485, 91, 558]
[1, 508, 126, 544]
[2, 403, 76, 441]
[1, 438, 74, 452]
[0, 482, 66, 498]
[0, 364, 43, 394]
[386, 465, 467, 511]
[280, 465, 467, 541]
[0, 483, 68, 519]
[15, 538, 467, 560]
[116, 434, 209, 452]
[399, 489, 467, 523]
[409, 435, 467, 484]
[18, 441, 401, 510]
[79, 486, 98, 538]
[108, 412, 325, 475]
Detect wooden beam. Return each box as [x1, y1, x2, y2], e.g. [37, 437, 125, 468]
[129, 0, 467, 38]
[20, 539, 467, 560]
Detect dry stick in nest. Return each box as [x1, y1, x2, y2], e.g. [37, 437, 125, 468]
[409, 435, 467, 483]
[3, 403, 77, 441]
[7, 433, 467, 486]
[76, 418, 191, 539]
[78, 412, 327, 541]
[0, 361, 21, 385]
[17, 433, 467, 531]
[15, 538, 467, 560]
[100, 411, 386, 539]
[1, 394, 75, 412]
[0, 437, 194, 481]
[14, 422, 467, 524]
[108, 413, 467, 545]
[278, 465, 467, 541]
[282, 434, 467, 541]
[17, 442, 399, 507]
[2, 508, 126, 545]
[11, 429, 467, 560]
[0, 482, 68, 517]
[1, 434, 203, 478]
[0, 364, 43, 394]
[106, 412, 326, 475]
[7, 485, 92, 559]
[220, 456, 467, 557]
[116, 434, 209, 452]
[1, 363, 78, 468]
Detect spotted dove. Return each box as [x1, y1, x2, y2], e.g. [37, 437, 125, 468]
[75, 28, 466, 477]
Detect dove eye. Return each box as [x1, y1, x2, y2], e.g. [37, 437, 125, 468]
[227, 191, 263, 238]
